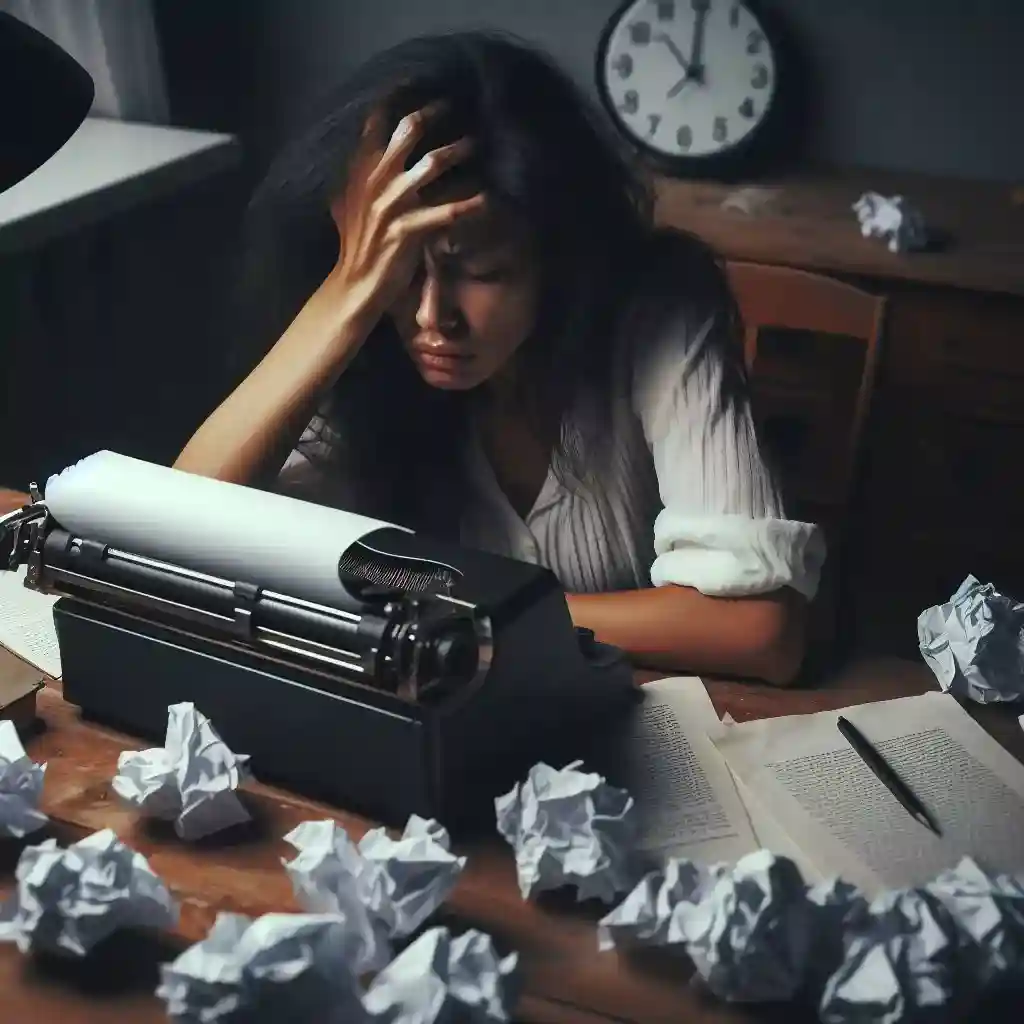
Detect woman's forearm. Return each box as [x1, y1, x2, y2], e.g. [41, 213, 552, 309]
[566, 584, 806, 686]
[174, 284, 376, 487]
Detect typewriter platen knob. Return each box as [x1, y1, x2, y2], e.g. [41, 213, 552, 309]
[422, 619, 480, 691]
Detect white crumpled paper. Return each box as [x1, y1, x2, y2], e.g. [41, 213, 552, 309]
[157, 911, 366, 1023]
[819, 885, 965, 1023]
[918, 575, 1024, 704]
[805, 877, 872, 996]
[819, 857, 1024, 1022]
[363, 925, 520, 1024]
[601, 849, 1024, 1014]
[853, 191, 931, 253]
[283, 815, 466, 971]
[0, 718, 48, 838]
[112, 701, 252, 840]
[600, 851, 819, 1003]
[597, 858, 725, 951]
[927, 857, 1024, 988]
[495, 760, 638, 904]
[0, 828, 178, 956]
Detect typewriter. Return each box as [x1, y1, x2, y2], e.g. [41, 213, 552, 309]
[0, 453, 636, 831]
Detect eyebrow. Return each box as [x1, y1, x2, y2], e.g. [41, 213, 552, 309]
[432, 235, 515, 260]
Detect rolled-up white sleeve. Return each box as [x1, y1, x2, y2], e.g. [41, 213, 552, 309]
[631, 302, 826, 599]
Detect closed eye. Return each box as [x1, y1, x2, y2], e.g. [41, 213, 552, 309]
[462, 266, 511, 283]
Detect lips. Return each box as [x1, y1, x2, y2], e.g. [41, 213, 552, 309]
[414, 351, 473, 375]
[410, 338, 473, 373]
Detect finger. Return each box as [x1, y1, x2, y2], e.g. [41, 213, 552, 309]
[369, 101, 447, 188]
[377, 138, 474, 213]
[389, 193, 486, 241]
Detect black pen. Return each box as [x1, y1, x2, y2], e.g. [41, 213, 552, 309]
[836, 716, 942, 837]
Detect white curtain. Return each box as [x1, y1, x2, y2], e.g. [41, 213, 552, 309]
[0, 0, 169, 123]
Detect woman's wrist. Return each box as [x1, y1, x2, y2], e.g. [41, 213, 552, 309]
[286, 274, 380, 369]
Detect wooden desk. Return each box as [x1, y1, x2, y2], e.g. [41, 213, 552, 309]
[2, 490, 1022, 1021]
[3, 659, 1023, 1023]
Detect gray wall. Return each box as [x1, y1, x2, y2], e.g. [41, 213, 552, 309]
[245, 0, 1024, 182]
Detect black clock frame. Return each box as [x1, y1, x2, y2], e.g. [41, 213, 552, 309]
[594, 0, 789, 180]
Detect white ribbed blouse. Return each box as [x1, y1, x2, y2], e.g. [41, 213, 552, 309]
[278, 284, 826, 600]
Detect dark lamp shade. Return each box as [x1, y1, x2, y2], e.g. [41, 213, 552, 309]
[0, 10, 95, 194]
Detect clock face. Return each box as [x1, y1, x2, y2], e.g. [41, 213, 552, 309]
[598, 0, 777, 162]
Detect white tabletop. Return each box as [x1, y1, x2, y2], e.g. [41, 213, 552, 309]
[0, 117, 239, 254]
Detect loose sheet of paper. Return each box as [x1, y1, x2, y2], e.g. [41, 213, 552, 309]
[715, 691, 1024, 896]
[45, 451, 410, 612]
[0, 566, 60, 678]
[609, 677, 759, 864]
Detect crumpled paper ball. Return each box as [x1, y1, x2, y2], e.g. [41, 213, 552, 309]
[112, 701, 252, 841]
[363, 925, 520, 1023]
[359, 815, 467, 935]
[804, 877, 872, 999]
[157, 911, 366, 1023]
[918, 575, 1024, 704]
[283, 814, 466, 972]
[681, 850, 815, 1002]
[853, 191, 931, 253]
[0, 718, 48, 838]
[819, 886, 968, 1024]
[495, 759, 638, 904]
[597, 858, 725, 951]
[925, 857, 1024, 989]
[0, 828, 178, 956]
[601, 851, 815, 1003]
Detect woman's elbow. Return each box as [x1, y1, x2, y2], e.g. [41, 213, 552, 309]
[748, 592, 807, 687]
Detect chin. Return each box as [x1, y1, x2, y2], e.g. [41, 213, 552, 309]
[415, 365, 483, 391]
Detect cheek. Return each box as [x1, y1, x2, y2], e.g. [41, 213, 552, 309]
[460, 281, 539, 357]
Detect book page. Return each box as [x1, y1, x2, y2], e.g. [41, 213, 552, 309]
[0, 567, 61, 678]
[715, 692, 1024, 896]
[608, 677, 759, 864]
[730, 769, 824, 884]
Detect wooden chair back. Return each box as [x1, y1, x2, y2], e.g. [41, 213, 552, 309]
[724, 260, 887, 670]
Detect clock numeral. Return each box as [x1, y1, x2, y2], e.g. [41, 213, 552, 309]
[739, 97, 755, 119]
[729, 4, 741, 28]
[676, 125, 693, 151]
[629, 21, 651, 45]
[751, 63, 769, 89]
[656, 1, 675, 20]
[647, 114, 662, 138]
[613, 53, 633, 79]
[712, 116, 728, 143]
[619, 89, 640, 115]
[746, 30, 764, 54]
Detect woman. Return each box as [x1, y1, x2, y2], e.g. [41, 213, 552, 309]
[176, 32, 825, 684]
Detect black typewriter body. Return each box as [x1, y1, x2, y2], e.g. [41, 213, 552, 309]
[3, 504, 636, 833]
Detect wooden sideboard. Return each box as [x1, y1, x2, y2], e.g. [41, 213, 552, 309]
[654, 167, 1024, 658]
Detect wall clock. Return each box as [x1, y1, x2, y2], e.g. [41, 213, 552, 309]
[596, 0, 782, 177]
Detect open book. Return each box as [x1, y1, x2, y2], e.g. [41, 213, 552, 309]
[611, 678, 1024, 898]
[714, 691, 1024, 896]
[607, 677, 770, 865]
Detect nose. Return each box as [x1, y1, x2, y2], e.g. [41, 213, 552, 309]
[415, 269, 460, 333]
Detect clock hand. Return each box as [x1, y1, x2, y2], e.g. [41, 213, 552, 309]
[667, 76, 691, 99]
[655, 32, 690, 74]
[687, 0, 710, 82]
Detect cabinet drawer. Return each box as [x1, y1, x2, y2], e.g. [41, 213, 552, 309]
[885, 290, 1024, 412]
[859, 400, 1024, 535]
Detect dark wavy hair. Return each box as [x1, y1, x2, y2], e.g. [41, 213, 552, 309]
[231, 31, 730, 535]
